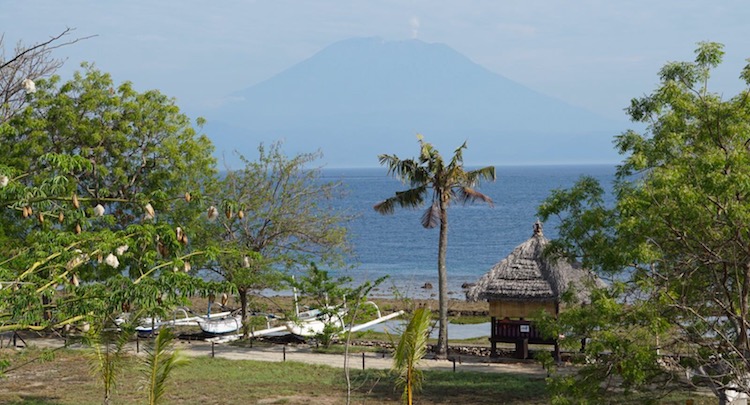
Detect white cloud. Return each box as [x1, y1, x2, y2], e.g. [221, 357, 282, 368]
[410, 16, 420, 39]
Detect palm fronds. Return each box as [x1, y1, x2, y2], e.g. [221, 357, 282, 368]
[392, 307, 433, 405]
[457, 186, 494, 206]
[420, 203, 440, 229]
[142, 328, 188, 405]
[374, 186, 427, 214]
[86, 322, 134, 405]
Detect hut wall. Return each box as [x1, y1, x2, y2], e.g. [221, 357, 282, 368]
[489, 300, 556, 318]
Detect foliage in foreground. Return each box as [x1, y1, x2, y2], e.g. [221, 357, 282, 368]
[392, 307, 432, 405]
[538, 41, 750, 404]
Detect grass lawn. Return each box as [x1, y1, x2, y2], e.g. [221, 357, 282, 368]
[0, 347, 718, 405]
[0, 348, 547, 404]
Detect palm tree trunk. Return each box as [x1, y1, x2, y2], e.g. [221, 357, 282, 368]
[407, 366, 414, 405]
[436, 202, 449, 359]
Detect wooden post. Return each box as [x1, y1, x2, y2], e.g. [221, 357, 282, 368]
[362, 352, 365, 370]
[515, 338, 529, 359]
[452, 358, 456, 372]
[136, 336, 140, 353]
[283, 346, 286, 362]
[211, 342, 215, 358]
[490, 316, 498, 357]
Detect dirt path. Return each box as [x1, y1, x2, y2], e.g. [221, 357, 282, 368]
[16, 336, 547, 377]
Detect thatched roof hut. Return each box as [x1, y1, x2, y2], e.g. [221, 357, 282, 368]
[467, 221, 603, 317]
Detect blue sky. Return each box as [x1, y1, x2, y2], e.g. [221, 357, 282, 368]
[3, 1, 749, 122]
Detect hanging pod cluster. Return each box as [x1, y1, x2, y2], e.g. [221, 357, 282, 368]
[175, 226, 188, 246]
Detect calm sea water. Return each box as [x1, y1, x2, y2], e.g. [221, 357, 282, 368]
[320, 165, 615, 298]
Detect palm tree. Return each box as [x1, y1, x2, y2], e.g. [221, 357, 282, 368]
[142, 328, 188, 405]
[374, 135, 495, 358]
[392, 307, 433, 405]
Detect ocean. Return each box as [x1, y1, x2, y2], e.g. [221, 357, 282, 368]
[321, 164, 616, 299]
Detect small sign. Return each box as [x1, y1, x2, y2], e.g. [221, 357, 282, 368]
[520, 325, 530, 333]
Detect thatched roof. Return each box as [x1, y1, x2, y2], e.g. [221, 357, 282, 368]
[466, 222, 604, 303]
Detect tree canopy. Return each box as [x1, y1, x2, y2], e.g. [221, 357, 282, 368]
[538, 42, 750, 403]
[0, 53, 222, 340]
[197, 142, 351, 329]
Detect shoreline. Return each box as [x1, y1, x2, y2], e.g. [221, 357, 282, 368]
[193, 293, 490, 318]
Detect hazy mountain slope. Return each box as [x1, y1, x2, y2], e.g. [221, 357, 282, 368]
[206, 37, 625, 167]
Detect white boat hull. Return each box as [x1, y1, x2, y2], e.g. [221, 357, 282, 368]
[197, 314, 243, 335]
[286, 308, 345, 337]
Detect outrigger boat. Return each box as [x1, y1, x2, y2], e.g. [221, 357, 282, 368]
[207, 302, 404, 344]
[124, 307, 241, 336]
[285, 307, 346, 337]
[195, 312, 243, 335]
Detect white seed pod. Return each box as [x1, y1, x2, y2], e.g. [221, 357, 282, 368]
[72, 194, 80, 209]
[221, 293, 228, 306]
[75, 224, 82, 234]
[22, 78, 36, 93]
[184, 192, 191, 202]
[175, 226, 184, 241]
[183, 261, 192, 272]
[238, 210, 245, 219]
[81, 322, 90, 333]
[207, 205, 218, 221]
[66, 253, 88, 271]
[242, 256, 251, 268]
[115, 245, 129, 256]
[104, 253, 120, 269]
[93, 204, 105, 217]
[71, 274, 80, 287]
[58, 212, 65, 223]
[144, 203, 155, 221]
[0, 175, 8, 188]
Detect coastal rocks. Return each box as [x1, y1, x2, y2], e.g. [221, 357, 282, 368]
[461, 282, 476, 289]
[351, 340, 495, 358]
[421, 282, 433, 289]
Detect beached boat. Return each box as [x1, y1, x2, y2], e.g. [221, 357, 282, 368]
[118, 308, 237, 336]
[285, 307, 346, 337]
[285, 302, 405, 337]
[196, 313, 243, 335]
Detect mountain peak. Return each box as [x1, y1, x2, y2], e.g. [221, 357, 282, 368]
[207, 38, 623, 168]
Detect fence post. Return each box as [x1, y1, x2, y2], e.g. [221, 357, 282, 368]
[283, 346, 286, 362]
[211, 342, 215, 358]
[362, 352, 365, 370]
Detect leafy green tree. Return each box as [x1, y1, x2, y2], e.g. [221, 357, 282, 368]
[200, 142, 350, 333]
[538, 42, 750, 403]
[392, 307, 432, 405]
[375, 135, 495, 358]
[0, 48, 225, 367]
